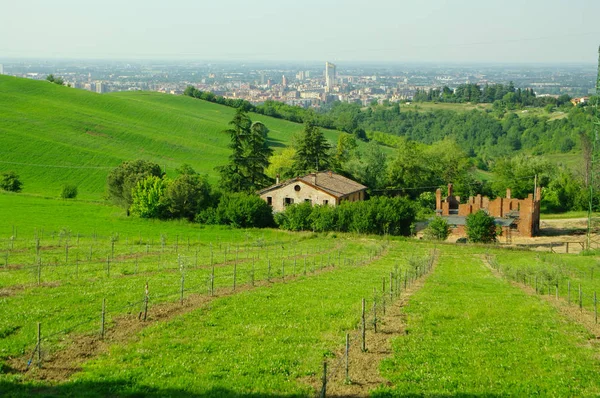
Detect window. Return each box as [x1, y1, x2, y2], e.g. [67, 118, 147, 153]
[284, 198, 294, 206]
[323, 199, 329, 205]
[294, 185, 301, 192]
[267, 196, 272, 205]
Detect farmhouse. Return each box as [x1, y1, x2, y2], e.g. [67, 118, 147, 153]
[258, 171, 367, 212]
[435, 183, 541, 238]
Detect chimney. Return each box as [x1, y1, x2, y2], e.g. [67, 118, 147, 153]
[328, 170, 332, 177]
[447, 183, 453, 198]
[435, 188, 442, 210]
[506, 188, 511, 199]
[276, 174, 280, 184]
[535, 186, 541, 202]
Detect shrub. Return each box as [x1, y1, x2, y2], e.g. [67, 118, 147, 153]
[130, 176, 169, 219]
[0, 171, 23, 192]
[210, 193, 274, 228]
[277, 196, 416, 236]
[309, 205, 338, 232]
[61, 184, 78, 199]
[423, 216, 450, 241]
[166, 173, 212, 220]
[275, 202, 313, 231]
[107, 160, 163, 210]
[466, 210, 497, 243]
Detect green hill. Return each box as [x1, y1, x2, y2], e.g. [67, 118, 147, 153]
[0, 75, 347, 200]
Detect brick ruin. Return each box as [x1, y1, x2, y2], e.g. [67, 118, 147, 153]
[435, 183, 541, 237]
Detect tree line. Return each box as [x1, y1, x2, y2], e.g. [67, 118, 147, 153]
[413, 82, 573, 108]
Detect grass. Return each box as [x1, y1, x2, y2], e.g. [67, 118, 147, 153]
[0, 76, 350, 200]
[374, 251, 600, 396]
[3, 194, 600, 395]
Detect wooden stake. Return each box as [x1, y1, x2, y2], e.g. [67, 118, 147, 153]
[361, 298, 366, 352]
[143, 282, 149, 321]
[180, 275, 185, 305]
[345, 333, 350, 383]
[320, 361, 327, 398]
[101, 298, 106, 339]
[37, 322, 41, 366]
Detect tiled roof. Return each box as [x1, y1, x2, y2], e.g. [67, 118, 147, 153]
[257, 171, 367, 198]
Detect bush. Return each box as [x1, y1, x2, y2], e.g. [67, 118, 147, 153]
[277, 196, 415, 236]
[107, 160, 163, 210]
[0, 171, 23, 192]
[166, 173, 212, 220]
[423, 216, 450, 241]
[275, 202, 313, 231]
[130, 176, 169, 219]
[466, 210, 497, 243]
[201, 193, 274, 228]
[61, 184, 78, 199]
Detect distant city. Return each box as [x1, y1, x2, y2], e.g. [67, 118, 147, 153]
[0, 59, 596, 108]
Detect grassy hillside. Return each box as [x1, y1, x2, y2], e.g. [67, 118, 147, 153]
[0, 76, 346, 200]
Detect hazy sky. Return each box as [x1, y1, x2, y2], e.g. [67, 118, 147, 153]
[2, 0, 599, 63]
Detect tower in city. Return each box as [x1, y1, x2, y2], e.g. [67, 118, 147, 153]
[282, 75, 287, 87]
[0, 64, 4, 75]
[325, 62, 336, 92]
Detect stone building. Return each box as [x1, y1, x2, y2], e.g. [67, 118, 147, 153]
[435, 183, 541, 238]
[258, 171, 367, 212]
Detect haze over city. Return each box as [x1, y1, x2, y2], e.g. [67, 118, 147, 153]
[2, 0, 600, 63]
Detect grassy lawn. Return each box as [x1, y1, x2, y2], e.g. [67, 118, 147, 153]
[374, 251, 600, 396]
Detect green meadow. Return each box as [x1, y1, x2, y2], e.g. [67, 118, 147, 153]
[0, 76, 347, 200]
[1, 194, 600, 396]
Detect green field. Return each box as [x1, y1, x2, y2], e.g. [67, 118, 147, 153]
[2, 194, 600, 396]
[0, 76, 350, 200]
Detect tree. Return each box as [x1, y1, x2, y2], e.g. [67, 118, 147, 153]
[246, 122, 274, 189]
[387, 138, 435, 196]
[266, 147, 296, 180]
[466, 210, 497, 243]
[335, 133, 358, 167]
[291, 122, 332, 175]
[130, 176, 169, 218]
[218, 110, 273, 192]
[423, 217, 450, 241]
[0, 171, 23, 192]
[46, 74, 64, 86]
[107, 160, 163, 211]
[166, 173, 212, 220]
[346, 141, 387, 189]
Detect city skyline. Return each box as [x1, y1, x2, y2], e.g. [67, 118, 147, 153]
[1, 0, 599, 64]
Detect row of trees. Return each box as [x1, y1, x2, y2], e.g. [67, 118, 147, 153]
[413, 82, 574, 108]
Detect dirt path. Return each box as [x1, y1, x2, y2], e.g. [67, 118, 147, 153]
[9, 244, 388, 383]
[304, 252, 438, 397]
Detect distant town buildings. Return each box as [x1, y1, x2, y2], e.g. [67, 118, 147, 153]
[1, 59, 595, 108]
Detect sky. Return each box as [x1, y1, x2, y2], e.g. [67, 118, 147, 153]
[2, 0, 599, 64]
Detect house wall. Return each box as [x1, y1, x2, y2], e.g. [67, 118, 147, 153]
[260, 181, 338, 212]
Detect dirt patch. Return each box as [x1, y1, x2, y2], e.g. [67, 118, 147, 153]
[0, 281, 61, 297]
[303, 253, 437, 397]
[8, 244, 382, 383]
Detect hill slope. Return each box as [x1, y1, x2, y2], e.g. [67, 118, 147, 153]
[0, 76, 345, 199]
